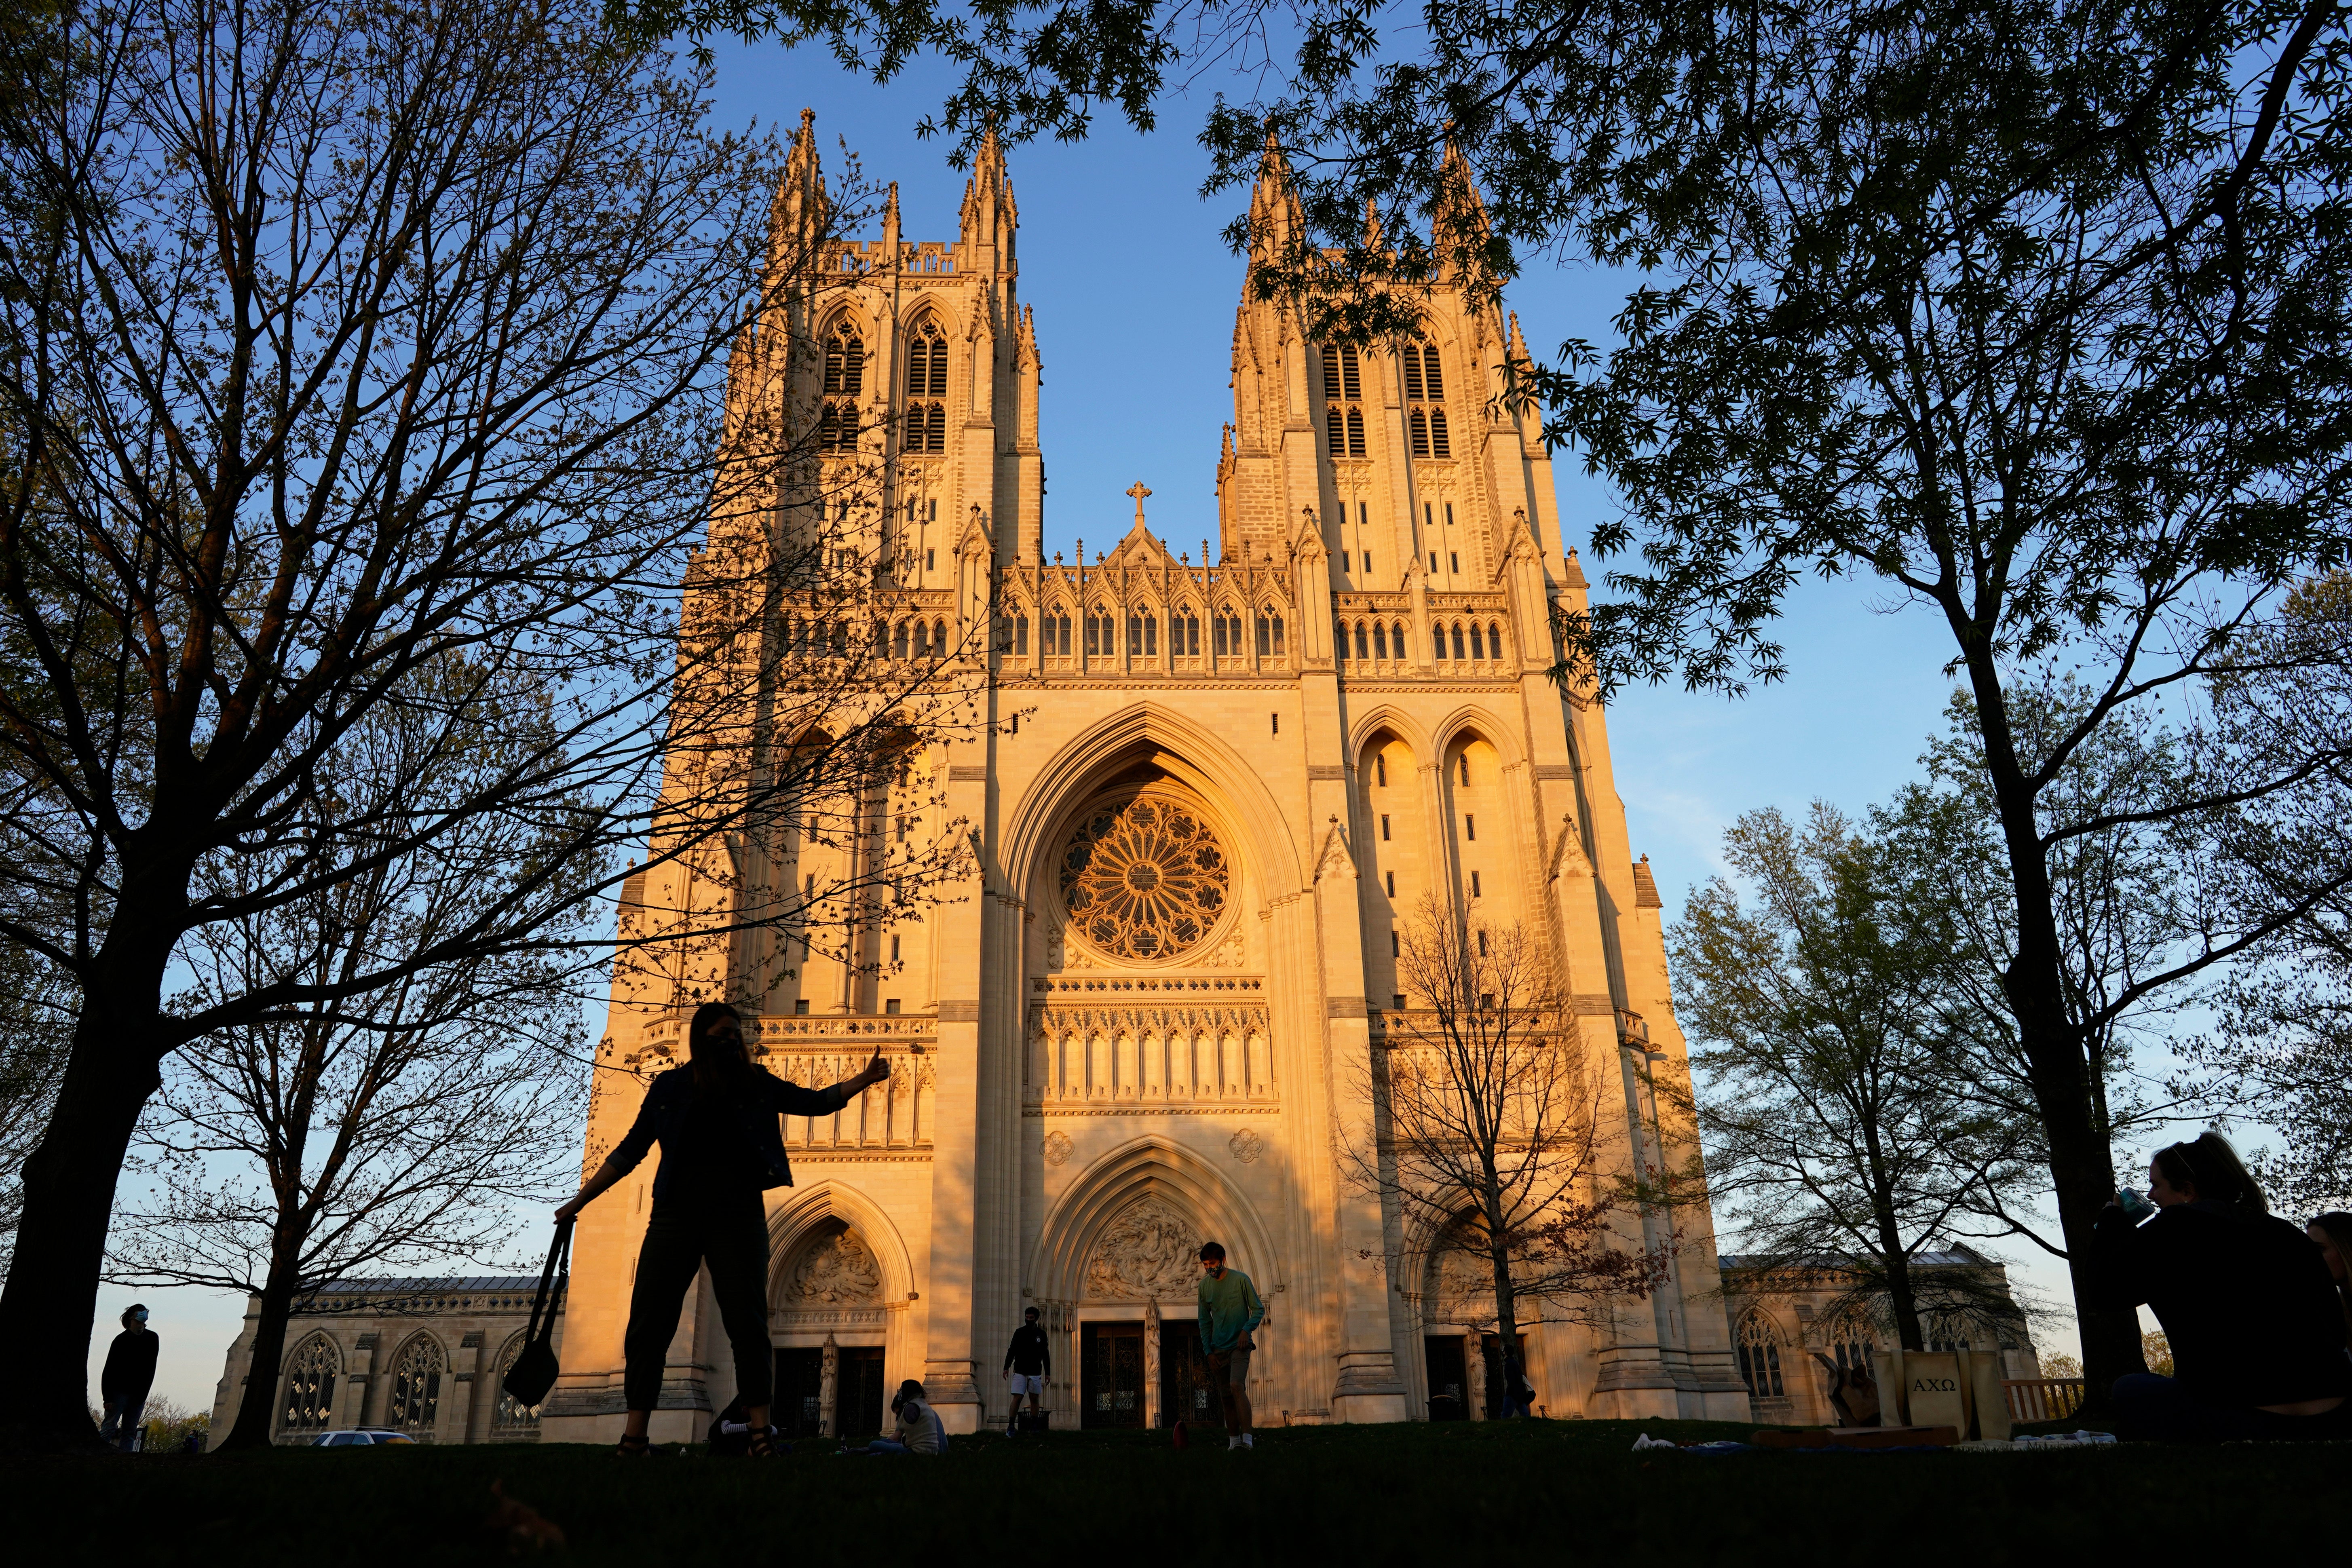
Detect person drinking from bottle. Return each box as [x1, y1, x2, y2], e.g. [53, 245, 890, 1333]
[2090, 1131, 2352, 1443]
[556, 1001, 888, 1458]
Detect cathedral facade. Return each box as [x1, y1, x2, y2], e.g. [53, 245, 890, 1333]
[523, 116, 1753, 1441]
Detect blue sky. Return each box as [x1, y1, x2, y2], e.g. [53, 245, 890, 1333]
[103, 40, 2096, 1417]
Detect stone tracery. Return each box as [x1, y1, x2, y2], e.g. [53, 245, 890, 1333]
[1058, 794, 1229, 961]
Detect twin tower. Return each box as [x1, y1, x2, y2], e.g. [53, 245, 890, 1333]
[546, 114, 1750, 1440]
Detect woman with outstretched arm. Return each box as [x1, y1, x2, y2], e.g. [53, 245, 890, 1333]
[558, 1001, 889, 1456]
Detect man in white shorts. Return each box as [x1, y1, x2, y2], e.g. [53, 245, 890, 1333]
[1003, 1305, 1051, 1433]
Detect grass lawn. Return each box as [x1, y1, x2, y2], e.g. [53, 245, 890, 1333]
[15, 1416, 2332, 1565]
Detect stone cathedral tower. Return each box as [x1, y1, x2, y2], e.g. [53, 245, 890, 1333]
[533, 116, 1750, 1443]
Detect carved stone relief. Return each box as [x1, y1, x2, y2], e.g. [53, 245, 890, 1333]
[1042, 1130, 1075, 1167]
[786, 1225, 882, 1305]
[1083, 1196, 1201, 1301]
[1228, 1128, 1264, 1165]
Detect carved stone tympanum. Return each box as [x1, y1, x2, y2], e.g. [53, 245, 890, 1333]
[1083, 1197, 1201, 1301]
[788, 1226, 883, 1304]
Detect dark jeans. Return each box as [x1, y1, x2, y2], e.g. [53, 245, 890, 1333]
[624, 1195, 772, 1412]
[2111, 1373, 2352, 1443]
[98, 1395, 145, 1452]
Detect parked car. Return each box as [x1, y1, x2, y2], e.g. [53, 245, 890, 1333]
[310, 1429, 416, 1447]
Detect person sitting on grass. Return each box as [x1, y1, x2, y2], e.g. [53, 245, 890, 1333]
[851, 1380, 947, 1456]
[2091, 1132, 2352, 1442]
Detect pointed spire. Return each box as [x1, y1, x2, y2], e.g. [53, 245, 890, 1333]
[1434, 134, 1494, 288]
[771, 108, 830, 268]
[880, 180, 901, 260]
[1507, 309, 1530, 363]
[1361, 195, 1383, 251]
[1437, 135, 1491, 229]
[1246, 125, 1306, 266]
[959, 125, 1017, 264]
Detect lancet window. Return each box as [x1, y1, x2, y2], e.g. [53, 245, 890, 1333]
[1255, 611, 1286, 657]
[1403, 338, 1450, 458]
[1127, 612, 1158, 656]
[905, 321, 948, 454]
[1213, 607, 1244, 657]
[819, 325, 864, 452]
[1322, 344, 1366, 458]
[387, 1335, 444, 1435]
[280, 1335, 339, 1436]
[1174, 606, 1201, 655]
[1046, 604, 1072, 656]
[1736, 1311, 1787, 1398]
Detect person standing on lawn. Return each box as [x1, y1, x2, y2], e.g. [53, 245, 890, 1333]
[1003, 1306, 1051, 1433]
[97, 1304, 158, 1452]
[1498, 1345, 1537, 1419]
[1196, 1241, 1265, 1450]
[556, 1001, 889, 1458]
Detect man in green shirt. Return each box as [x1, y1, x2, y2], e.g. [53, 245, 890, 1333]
[1196, 1241, 1266, 1450]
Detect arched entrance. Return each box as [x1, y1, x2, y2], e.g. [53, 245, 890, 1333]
[766, 1185, 916, 1438]
[1032, 1136, 1282, 1431]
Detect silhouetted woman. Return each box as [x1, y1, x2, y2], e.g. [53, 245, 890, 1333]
[2091, 1132, 2352, 1442]
[558, 1001, 887, 1456]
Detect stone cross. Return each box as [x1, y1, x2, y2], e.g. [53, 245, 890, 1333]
[1127, 481, 1152, 530]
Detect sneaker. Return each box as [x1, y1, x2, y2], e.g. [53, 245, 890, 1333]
[1240, 1433, 1254, 1449]
[1226, 1436, 1239, 1450]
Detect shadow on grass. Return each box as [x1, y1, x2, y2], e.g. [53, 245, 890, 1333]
[18, 1416, 2335, 1565]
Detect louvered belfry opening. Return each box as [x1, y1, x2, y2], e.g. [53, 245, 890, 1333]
[1321, 343, 1366, 458]
[905, 323, 948, 454]
[1404, 339, 1450, 458]
[818, 325, 864, 452]
[824, 326, 865, 395]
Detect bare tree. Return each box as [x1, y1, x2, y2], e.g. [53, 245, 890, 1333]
[0, 0, 975, 1447]
[1348, 898, 1665, 1401]
[109, 675, 594, 1450]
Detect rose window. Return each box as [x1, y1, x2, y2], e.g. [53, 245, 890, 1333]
[1058, 796, 1229, 960]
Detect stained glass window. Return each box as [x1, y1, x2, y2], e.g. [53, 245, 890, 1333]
[387, 1335, 443, 1437]
[280, 1335, 338, 1436]
[1058, 796, 1230, 961]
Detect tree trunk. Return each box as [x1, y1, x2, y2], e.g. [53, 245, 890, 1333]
[1863, 1126, 1925, 1351]
[1961, 656, 2147, 1412]
[1877, 1217, 1926, 1352]
[0, 978, 167, 1450]
[217, 1232, 308, 1451]
[1486, 1189, 1522, 1418]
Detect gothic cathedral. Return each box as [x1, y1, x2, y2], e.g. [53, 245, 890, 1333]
[541, 114, 1750, 1441]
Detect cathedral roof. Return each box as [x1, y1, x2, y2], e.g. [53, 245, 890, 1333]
[293, 1276, 550, 1300]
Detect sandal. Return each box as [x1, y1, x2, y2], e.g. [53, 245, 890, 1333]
[746, 1428, 783, 1459]
[614, 1433, 656, 1458]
